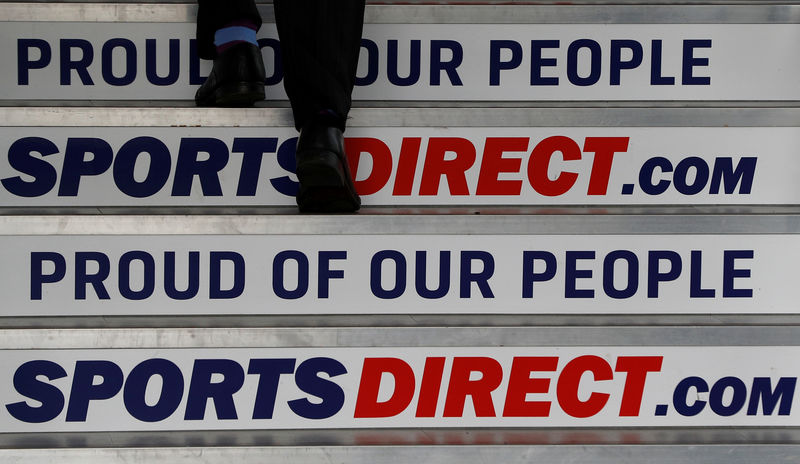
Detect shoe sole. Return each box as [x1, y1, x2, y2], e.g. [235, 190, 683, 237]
[197, 82, 265, 107]
[296, 151, 361, 213]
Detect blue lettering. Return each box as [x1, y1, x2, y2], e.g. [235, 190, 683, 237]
[258, 38, 283, 86]
[709, 376, 747, 416]
[318, 251, 346, 299]
[269, 137, 300, 197]
[210, 251, 245, 299]
[689, 250, 715, 298]
[682, 39, 712, 85]
[75, 251, 111, 300]
[650, 40, 675, 85]
[709, 157, 757, 195]
[2, 137, 59, 197]
[146, 39, 180, 86]
[460, 251, 494, 298]
[673, 376, 708, 416]
[748, 377, 796, 416]
[66, 361, 123, 421]
[189, 39, 206, 86]
[30, 252, 66, 300]
[60, 39, 94, 85]
[164, 251, 200, 300]
[6, 360, 67, 423]
[603, 250, 639, 299]
[531, 40, 559, 86]
[273, 250, 309, 299]
[415, 250, 451, 299]
[58, 138, 113, 196]
[430, 40, 463, 86]
[288, 357, 346, 420]
[17, 39, 51, 85]
[522, 250, 556, 298]
[113, 136, 171, 198]
[184, 359, 245, 420]
[118, 251, 156, 300]
[356, 39, 379, 86]
[673, 156, 709, 195]
[101, 38, 137, 86]
[610, 40, 643, 85]
[387, 39, 421, 86]
[248, 358, 296, 419]
[723, 250, 753, 298]
[489, 40, 522, 86]
[566, 39, 601, 86]
[647, 250, 682, 298]
[123, 359, 184, 422]
[565, 250, 595, 298]
[639, 157, 672, 195]
[172, 138, 229, 196]
[233, 137, 277, 196]
[370, 250, 406, 299]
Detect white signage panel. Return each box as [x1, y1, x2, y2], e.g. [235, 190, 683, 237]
[0, 126, 790, 206]
[3, 23, 800, 101]
[1, 347, 797, 431]
[0, 234, 789, 316]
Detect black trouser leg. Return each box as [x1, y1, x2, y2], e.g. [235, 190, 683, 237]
[196, 0, 262, 60]
[273, 0, 366, 131]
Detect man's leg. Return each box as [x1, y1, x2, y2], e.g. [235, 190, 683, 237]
[274, 0, 366, 212]
[195, 0, 266, 106]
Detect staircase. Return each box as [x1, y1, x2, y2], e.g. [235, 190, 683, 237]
[1, 1, 799, 462]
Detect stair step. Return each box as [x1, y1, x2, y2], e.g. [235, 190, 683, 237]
[0, 106, 787, 207]
[0, 328, 796, 432]
[2, 3, 799, 101]
[0, 213, 792, 317]
[1, 444, 798, 464]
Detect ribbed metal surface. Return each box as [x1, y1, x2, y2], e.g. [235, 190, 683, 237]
[7, 106, 800, 127]
[0, 326, 795, 349]
[2, 3, 800, 23]
[0, 445, 798, 464]
[0, 213, 798, 235]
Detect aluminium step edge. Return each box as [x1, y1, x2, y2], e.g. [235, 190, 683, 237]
[3, 3, 800, 24]
[0, 444, 798, 464]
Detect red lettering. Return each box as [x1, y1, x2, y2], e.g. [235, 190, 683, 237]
[419, 137, 476, 195]
[556, 355, 613, 418]
[584, 137, 629, 195]
[344, 138, 392, 196]
[443, 357, 503, 417]
[502, 356, 558, 417]
[615, 356, 663, 416]
[476, 137, 527, 195]
[393, 137, 422, 196]
[354, 358, 415, 418]
[416, 357, 446, 417]
[527, 136, 581, 196]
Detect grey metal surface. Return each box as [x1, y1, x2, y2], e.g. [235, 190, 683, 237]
[0, 326, 795, 349]
[3, 3, 800, 23]
[9, 106, 800, 127]
[0, 213, 799, 235]
[4, 313, 800, 328]
[2, 428, 800, 448]
[0, 445, 798, 464]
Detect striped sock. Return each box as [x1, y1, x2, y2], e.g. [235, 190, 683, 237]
[214, 20, 258, 54]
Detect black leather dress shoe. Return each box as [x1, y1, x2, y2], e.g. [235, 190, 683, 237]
[195, 42, 266, 107]
[295, 124, 361, 213]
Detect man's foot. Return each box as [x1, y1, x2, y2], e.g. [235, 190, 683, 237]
[195, 42, 266, 107]
[295, 124, 361, 213]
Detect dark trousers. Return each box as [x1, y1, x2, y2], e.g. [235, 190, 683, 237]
[196, 0, 366, 131]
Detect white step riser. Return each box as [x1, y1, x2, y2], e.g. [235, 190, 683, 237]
[0, 328, 795, 433]
[1, 4, 799, 101]
[0, 108, 787, 207]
